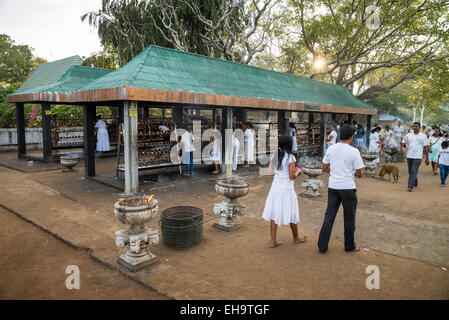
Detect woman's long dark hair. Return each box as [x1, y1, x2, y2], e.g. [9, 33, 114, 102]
[278, 135, 293, 170]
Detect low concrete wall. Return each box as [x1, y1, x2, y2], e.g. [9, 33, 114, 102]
[0, 127, 86, 151]
[0, 128, 43, 151]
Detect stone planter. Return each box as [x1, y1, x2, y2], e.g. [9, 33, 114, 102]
[361, 151, 378, 176]
[114, 196, 159, 272]
[213, 177, 249, 231]
[301, 162, 324, 197]
[384, 147, 398, 164]
[60, 155, 79, 172]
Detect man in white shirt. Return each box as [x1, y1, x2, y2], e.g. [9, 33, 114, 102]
[326, 125, 337, 149]
[318, 124, 364, 253]
[181, 128, 195, 176]
[402, 122, 430, 191]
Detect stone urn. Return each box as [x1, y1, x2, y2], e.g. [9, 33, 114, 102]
[114, 196, 160, 272]
[384, 147, 398, 164]
[213, 176, 249, 231]
[361, 151, 378, 176]
[60, 155, 79, 172]
[301, 162, 324, 197]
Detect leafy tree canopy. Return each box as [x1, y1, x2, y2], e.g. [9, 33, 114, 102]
[0, 34, 47, 87]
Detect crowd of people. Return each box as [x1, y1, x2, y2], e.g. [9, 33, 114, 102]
[262, 120, 449, 252]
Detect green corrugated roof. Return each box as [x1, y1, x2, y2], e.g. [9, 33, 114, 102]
[16, 55, 83, 92]
[79, 45, 375, 110]
[9, 65, 112, 96]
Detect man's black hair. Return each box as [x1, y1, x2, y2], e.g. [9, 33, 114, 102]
[442, 141, 449, 148]
[413, 122, 421, 127]
[340, 124, 355, 140]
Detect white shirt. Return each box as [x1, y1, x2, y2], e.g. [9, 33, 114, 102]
[403, 132, 428, 159]
[274, 153, 296, 182]
[393, 125, 404, 135]
[385, 130, 393, 139]
[370, 131, 379, 145]
[95, 120, 107, 131]
[322, 143, 365, 190]
[244, 129, 255, 143]
[159, 125, 170, 132]
[328, 130, 337, 145]
[181, 131, 195, 152]
[438, 148, 449, 166]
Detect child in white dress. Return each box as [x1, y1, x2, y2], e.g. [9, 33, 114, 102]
[262, 135, 307, 248]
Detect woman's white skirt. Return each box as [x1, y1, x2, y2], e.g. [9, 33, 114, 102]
[262, 178, 299, 225]
[96, 129, 110, 152]
[244, 140, 255, 162]
[369, 143, 379, 163]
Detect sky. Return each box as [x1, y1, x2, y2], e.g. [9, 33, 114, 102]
[0, 0, 103, 62]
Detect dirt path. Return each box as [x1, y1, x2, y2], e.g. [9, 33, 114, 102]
[0, 164, 448, 299]
[0, 207, 168, 300]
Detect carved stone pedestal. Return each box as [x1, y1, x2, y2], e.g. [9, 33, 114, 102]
[300, 162, 323, 197]
[213, 177, 249, 232]
[114, 196, 159, 272]
[301, 178, 324, 197]
[116, 228, 159, 272]
[213, 199, 244, 231]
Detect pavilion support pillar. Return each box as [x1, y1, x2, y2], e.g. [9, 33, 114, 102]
[221, 106, 233, 176]
[123, 101, 139, 194]
[367, 115, 372, 149]
[41, 103, 52, 163]
[119, 104, 124, 124]
[173, 105, 184, 128]
[15, 103, 26, 158]
[348, 114, 353, 124]
[83, 104, 96, 177]
[212, 109, 218, 129]
[320, 113, 327, 157]
[277, 110, 288, 135]
[331, 113, 336, 122]
[234, 108, 246, 124]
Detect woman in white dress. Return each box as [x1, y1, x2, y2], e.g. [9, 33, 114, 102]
[95, 115, 110, 153]
[289, 123, 298, 154]
[369, 127, 381, 163]
[232, 133, 240, 171]
[243, 122, 255, 167]
[210, 131, 221, 174]
[262, 135, 307, 248]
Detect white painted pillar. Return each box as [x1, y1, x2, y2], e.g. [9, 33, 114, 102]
[123, 101, 139, 194]
[412, 106, 416, 123]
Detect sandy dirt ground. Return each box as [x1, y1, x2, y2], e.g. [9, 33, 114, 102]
[0, 150, 448, 299]
[0, 207, 168, 300]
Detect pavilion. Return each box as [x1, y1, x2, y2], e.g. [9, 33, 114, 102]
[7, 45, 376, 194]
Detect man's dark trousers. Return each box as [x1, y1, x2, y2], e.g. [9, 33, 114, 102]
[318, 188, 358, 252]
[407, 158, 422, 189]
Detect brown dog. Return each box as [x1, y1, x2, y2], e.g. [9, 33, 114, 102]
[379, 165, 399, 183]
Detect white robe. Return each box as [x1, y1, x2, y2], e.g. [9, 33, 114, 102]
[369, 132, 380, 163]
[244, 129, 255, 162]
[232, 135, 240, 171]
[95, 120, 110, 152]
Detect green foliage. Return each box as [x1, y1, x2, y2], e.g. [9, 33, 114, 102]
[0, 34, 46, 86]
[279, 0, 449, 100]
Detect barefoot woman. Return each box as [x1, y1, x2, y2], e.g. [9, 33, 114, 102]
[262, 135, 307, 248]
